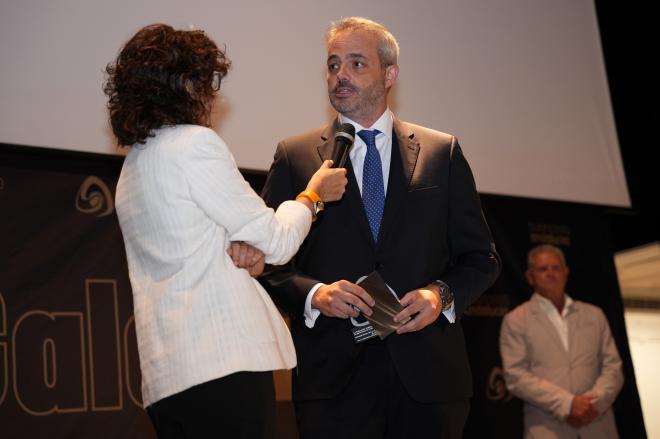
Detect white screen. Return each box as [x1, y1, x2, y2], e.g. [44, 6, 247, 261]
[0, 0, 630, 207]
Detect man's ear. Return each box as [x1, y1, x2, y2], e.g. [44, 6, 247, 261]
[384, 64, 399, 89]
[525, 270, 534, 287]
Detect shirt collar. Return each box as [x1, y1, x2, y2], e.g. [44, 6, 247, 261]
[339, 109, 393, 139]
[533, 292, 574, 316]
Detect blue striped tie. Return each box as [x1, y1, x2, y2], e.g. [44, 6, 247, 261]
[358, 129, 384, 242]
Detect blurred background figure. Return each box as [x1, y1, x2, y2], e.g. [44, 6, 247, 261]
[500, 244, 623, 438]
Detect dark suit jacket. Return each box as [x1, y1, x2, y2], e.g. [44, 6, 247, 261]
[260, 117, 500, 403]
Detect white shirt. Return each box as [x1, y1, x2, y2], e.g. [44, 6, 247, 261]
[533, 292, 575, 351]
[304, 110, 455, 327]
[115, 125, 310, 407]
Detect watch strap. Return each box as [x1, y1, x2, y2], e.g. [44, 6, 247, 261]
[296, 190, 321, 203]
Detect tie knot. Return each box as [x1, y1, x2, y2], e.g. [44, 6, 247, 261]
[357, 129, 380, 147]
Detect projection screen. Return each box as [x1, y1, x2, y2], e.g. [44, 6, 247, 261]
[0, 0, 630, 207]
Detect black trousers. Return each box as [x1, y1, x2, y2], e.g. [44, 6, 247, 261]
[295, 341, 469, 439]
[147, 371, 275, 439]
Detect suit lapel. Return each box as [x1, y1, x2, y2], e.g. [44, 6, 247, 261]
[565, 302, 580, 358]
[393, 118, 420, 187]
[530, 296, 569, 358]
[376, 119, 419, 250]
[315, 122, 337, 163]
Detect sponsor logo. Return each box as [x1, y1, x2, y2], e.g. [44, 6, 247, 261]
[0, 281, 142, 414]
[75, 176, 113, 217]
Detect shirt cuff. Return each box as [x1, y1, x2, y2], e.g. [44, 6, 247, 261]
[563, 394, 575, 419]
[304, 283, 324, 328]
[442, 301, 456, 323]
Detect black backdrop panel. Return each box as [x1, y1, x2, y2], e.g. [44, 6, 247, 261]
[0, 145, 646, 438]
[0, 145, 154, 438]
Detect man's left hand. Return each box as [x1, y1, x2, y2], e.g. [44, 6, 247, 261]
[394, 284, 442, 334]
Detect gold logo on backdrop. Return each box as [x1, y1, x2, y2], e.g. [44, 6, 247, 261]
[464, 295, 510, 317]
[75, 176, 114, 217]
[528, 222, 571, 246]
[486, 367, 512, 401]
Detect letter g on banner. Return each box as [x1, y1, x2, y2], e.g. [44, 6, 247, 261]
[75, 176, 113, 217]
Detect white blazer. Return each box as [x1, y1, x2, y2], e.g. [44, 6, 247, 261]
[115, 125, 311, 407]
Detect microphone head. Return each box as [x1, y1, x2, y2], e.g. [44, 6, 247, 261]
[331, 123, 355, 168]
[335, 123, 355, 143]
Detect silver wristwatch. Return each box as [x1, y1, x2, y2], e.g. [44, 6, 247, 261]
[312, 200, 325, 218]
[434, 280, 454, 311]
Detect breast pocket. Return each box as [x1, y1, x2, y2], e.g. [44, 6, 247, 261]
[404, 185, 446, 218]
[407, 185, 440, 195]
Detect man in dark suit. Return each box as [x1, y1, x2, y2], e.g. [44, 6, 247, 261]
[260, 16, 500, 438]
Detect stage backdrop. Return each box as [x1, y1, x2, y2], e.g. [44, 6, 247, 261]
[0, 145, 645, 438]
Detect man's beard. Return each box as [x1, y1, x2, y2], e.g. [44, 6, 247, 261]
[329, 78, 386, 121]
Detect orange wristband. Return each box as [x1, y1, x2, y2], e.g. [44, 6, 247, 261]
[296, 190, 323, 222]
[295, 190, 321, 204]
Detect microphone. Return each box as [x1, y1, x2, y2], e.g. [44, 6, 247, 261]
[331, 123, 355, 168]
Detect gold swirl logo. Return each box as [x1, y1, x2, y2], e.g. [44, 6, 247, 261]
[75, 176, 113, 217]
[486, 367, 512, 401]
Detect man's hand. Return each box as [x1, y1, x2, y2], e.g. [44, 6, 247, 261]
[394, 284, 442, 334]
[566, 394, 599, 428]
[312, 280, 375, 319]
[227, 241, 265, 277]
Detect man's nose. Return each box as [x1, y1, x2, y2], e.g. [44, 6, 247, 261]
[337, 64, 350, 82]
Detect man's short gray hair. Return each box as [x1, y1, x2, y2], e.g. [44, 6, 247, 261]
[527, 244, 567, 271]
[326, 16, 399, 68]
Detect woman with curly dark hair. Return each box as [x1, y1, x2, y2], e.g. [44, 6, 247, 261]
[106, 24, 347, 438]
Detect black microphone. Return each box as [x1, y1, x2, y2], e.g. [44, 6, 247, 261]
[330, 123, 355, 168]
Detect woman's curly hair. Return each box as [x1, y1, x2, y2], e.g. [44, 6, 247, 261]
[104, 24, 230, 146]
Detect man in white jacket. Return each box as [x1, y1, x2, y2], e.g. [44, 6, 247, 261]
[499, 244, 623, 439]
